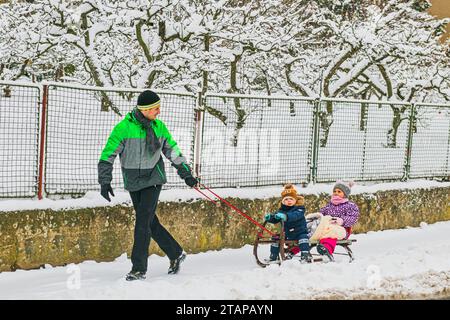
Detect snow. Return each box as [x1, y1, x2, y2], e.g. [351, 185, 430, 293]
[0, 179, 448, 212]
[0, 220, 449, 299]
[1, 0, 449, 300]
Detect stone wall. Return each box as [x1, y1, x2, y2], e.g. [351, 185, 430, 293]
[1, 186, 449, 272]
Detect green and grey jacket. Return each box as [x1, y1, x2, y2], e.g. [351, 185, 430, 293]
[98, 112, 193, 192]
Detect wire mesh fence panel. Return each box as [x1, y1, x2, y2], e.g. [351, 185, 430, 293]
[315, 100, 411, 182]
[200, 95, 315, 188]
[157, 92, 196, 188]
[45, 84, 196, 196]
[3, 78, 450, 198]
[409, 104, 450, 179]
[0, 82, 40, 198]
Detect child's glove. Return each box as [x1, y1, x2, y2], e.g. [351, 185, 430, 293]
[274, 212, 287, 221]
[264, 213, 272, 221]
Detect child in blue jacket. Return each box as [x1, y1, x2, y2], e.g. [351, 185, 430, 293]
[265, 184, 312, 263]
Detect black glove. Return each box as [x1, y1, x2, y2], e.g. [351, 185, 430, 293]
[185, 176, 199, 188]
[100, 184, 115, 202]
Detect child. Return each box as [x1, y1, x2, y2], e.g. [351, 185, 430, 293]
[265, 184, 312, 263]
[308, 180, 360, 261]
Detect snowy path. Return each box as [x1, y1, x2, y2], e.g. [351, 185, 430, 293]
[0, 221, 449, 300]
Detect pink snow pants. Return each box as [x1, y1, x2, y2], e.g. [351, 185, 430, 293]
[319, 227, 352, 254]
[319, 238, 338, 254]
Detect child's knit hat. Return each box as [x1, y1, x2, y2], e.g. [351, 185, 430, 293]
[281, 183, 298, 200]
[280, 183, 305, 206]
[333, 180, 355, 198]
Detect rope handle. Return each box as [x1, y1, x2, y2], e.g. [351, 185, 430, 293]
[193, 184, 275, 236]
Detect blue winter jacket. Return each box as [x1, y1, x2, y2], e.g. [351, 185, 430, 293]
[267, 205, 308, 240]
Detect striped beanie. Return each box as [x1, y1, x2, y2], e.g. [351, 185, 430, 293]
[137, 90, 160, 110]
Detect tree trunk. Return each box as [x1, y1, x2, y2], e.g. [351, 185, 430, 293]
[319, 101, 334, 147]
[360, 103, 369, 131]
[230, 54, 245, 147]
[202, 34, 210, 95]
[84, 59, 121, 116]
[360, 90, 369, 131]
[231, 101, 245, 147]
[386, 106, 402, 148]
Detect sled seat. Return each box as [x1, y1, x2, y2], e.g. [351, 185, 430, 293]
[309, 239, 357, 246]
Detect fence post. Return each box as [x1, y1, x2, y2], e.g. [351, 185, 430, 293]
[193, 90, 205, 180]
[402, 103, 416, 181]
[446, 119, 450, 180]
[309, 98, 321, 184]
[37, 84, 48, 200]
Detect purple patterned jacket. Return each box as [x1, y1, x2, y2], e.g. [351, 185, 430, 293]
[319, 201, 360, 228]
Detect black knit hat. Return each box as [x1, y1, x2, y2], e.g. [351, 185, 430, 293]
[137, 90, 161, 110]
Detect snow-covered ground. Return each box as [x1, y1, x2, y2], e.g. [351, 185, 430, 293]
[0, 220, 449, 300]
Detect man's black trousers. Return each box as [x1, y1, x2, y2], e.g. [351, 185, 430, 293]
[129, 185, 182, 273]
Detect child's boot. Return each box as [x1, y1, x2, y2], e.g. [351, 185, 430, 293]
[269, 253, 279, 262]
[317, 244, 334, 262]
[269, 243, 280, 261]
[300, 251, 313, 263]
[285, 246, 300, 260]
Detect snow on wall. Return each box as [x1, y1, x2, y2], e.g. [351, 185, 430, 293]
[0, 179, 448, 212]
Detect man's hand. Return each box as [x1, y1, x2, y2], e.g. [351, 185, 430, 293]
[100, 184, 114, 202]
[185, 176, 199, 188]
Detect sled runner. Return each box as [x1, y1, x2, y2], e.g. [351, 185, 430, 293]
[309, 238, 357, 263]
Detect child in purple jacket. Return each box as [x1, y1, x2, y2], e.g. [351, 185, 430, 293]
[317, 180, 360, 261]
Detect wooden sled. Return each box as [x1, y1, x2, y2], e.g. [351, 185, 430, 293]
[253, 220, 357, 267]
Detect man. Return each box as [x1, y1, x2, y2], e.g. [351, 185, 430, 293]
[98, 90, 198, 281]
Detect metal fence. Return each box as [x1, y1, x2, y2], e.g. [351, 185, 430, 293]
[0, 80, 449, 198]
[409, 103, 450, 179]
[0, 82, 41, 198]
[199, 94, 316, 187]
[44, 83, 197, 196]
[314, 99, 412, 182]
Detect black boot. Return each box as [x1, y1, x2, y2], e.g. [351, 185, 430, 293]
[268, 243, 280, 261]
[316, 244, 334, 262]
[125, 270, 146, 281]
[269, 253, 279, 261]
[168, 252, 186, 274]
[300, 251, 313, 263]
[285, 251, 294, 260]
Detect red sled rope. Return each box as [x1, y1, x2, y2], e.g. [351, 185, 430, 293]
[193, 184, 275, 237]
